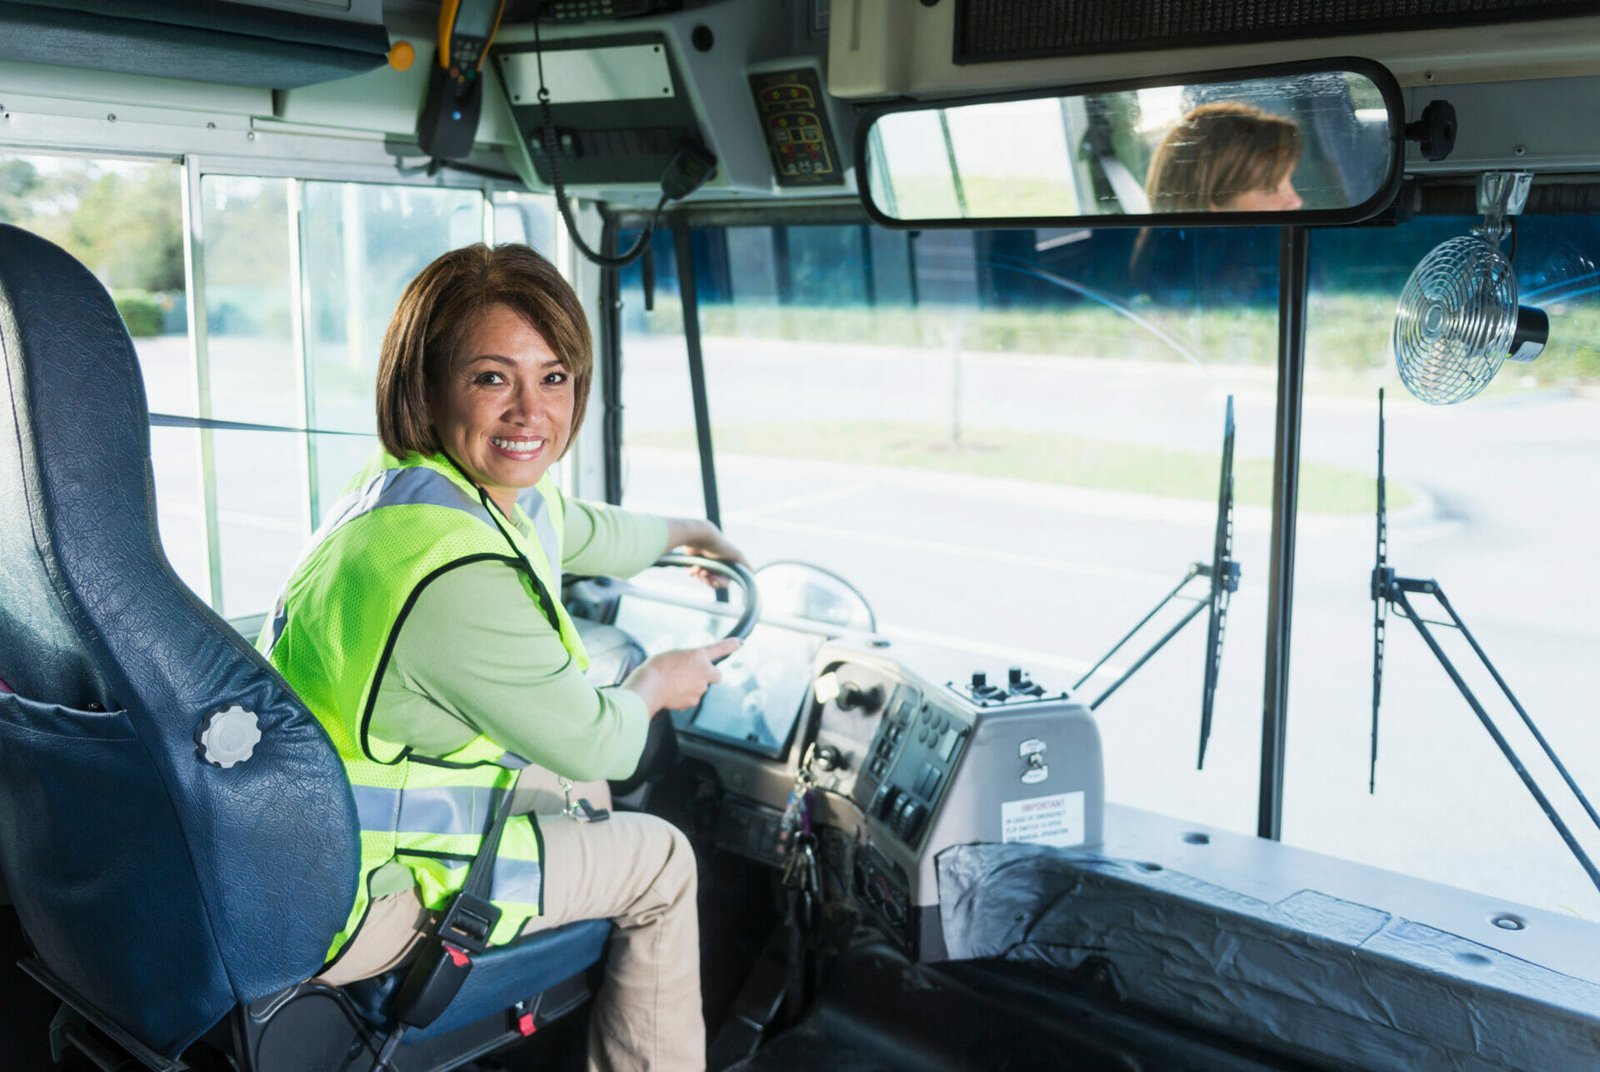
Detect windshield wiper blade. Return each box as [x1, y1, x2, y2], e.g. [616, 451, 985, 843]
[1369, 388, 1600, 895]
[1197, 395, 1239, 769]
[1076, 396, 1240, 773]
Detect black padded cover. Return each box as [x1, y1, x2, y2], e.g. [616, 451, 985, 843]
[0, 223, 359, 1056]
[938, 843, 1600, 1071]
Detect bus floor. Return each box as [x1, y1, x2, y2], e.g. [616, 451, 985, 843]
[731, 934, 1326, 1072]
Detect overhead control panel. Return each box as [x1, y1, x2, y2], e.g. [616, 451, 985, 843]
[749, 67, 843, 187]
[488, 7, 855, 201]
[495, 32, 706, 187]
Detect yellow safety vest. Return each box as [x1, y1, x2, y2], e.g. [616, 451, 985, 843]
[261, 449, 589, 961]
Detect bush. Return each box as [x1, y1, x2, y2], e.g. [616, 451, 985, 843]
[112, 289, 163, 337]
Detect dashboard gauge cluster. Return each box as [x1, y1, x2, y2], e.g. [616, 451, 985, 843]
[853, 691, 968, 851]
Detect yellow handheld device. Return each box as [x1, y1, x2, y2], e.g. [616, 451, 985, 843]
[417, 0, 506, 161]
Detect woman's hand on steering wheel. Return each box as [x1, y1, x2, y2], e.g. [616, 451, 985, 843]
[663, 517, 748, 589]
[611, 552, 755, 796]
[622, 637, 742, 714]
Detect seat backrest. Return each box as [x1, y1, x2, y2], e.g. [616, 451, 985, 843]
[0, 223, 360, 1056]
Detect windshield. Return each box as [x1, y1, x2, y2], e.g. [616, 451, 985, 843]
[620, 212, 1600, 919]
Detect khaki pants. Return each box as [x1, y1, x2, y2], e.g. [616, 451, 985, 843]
[317, 808, 704, 1072]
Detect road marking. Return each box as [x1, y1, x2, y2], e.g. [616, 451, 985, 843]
[874, 621, 1123, 680]
[728, 480, 879, 520]
[730, 514, 1171, 586]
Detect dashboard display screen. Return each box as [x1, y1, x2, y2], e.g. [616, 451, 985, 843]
[610, 596, 824, 759]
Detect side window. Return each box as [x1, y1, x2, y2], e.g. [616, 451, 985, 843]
[492, 189, 558, 252]
[0, 154, 497, 621]
[199, 176, 305, 617]
[618, 228, 702, 517]
[299, 182, 487, 521]
[0, 153, 206, 596]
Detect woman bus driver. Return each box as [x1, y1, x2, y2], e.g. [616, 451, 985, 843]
[1144, 101, 1303, 212]
[1131, 102, 1302, 298]
[261, 243, 742, 1072]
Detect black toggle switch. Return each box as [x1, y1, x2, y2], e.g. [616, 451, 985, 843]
[968, 670, 1004, 701]
[839, 681, 884, 714]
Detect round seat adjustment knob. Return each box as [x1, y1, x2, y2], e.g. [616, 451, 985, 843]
[197, 706, 262, 769]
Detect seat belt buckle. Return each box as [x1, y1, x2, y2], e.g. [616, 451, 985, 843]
[389, 891, 503, 1030]
[392, 939, 475, 1030]
[435, 890, 501, 954]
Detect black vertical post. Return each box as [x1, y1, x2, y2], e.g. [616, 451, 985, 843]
[859, 225, 877, 306]
[907, 231, 921, 306]
[600, 217, 625, 505]
[772, 226, 793, 305]
[671, 218, 722, 530]
[1258, 226, 1309, 841]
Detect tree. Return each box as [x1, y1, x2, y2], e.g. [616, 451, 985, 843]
[0, 156, 184, 292]
[0, 159, 42, 223]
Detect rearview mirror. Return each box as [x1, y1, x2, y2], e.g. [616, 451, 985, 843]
[858, 59, 1403, 229]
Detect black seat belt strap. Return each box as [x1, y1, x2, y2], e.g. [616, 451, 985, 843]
[375, 783, 522, 1068]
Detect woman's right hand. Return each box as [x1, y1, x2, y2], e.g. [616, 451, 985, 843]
[622, 638, 741, 713]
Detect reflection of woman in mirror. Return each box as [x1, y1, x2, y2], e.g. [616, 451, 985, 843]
[1145, 102, 1303, 212]
[1129, 102, 1302, 301]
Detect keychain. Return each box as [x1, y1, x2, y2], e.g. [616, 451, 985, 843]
[779, 744, 823, 930]
[777, 743, 817, 854]
[559, 776, 610, 822]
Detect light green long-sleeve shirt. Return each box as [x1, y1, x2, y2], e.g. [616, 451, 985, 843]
[366, 497, 667, 896]
[372, 495, 667, 770]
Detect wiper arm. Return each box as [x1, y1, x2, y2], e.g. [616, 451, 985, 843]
[1370, 388, 1600, 894]
[1076, 396, 1240, 772]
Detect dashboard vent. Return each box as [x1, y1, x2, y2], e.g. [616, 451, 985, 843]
[955, 0, 1596, 65]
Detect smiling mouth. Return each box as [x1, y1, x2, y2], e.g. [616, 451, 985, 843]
[490, 436, 546, 456]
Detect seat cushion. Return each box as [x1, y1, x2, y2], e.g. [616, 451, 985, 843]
[347, 918, 613, 1041]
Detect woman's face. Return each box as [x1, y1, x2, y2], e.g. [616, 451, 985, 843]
[428, 302, 574, 515]
[1225, 169, 1303, 212]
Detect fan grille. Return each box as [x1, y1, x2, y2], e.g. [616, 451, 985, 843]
[1392, 235, 1519, 405]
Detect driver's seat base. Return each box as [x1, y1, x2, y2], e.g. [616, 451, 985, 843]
[234, 919, 613, 1071]
[31, 919, 612, 1072]
[344, 917, 613, 1042]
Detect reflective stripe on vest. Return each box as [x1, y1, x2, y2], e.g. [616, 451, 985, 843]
[405, 855, 545, 906]
[262, 449, 583, 961]
[269, 463, 565, 651]
[517, 485, 564, 593]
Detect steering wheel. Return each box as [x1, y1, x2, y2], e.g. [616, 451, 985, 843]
[652, 552, 761, 653]
[609, 552, 761, 798]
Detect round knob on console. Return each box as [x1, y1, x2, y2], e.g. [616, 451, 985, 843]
[838, 682, 884, 713]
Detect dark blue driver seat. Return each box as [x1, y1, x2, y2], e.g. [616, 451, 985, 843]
[0, 222, 609, 1070]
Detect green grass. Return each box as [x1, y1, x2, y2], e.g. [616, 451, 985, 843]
[640, 295, 1600, 385]
[639, 422, 1411, 515]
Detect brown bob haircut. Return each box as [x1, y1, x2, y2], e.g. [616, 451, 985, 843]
[376, 243, 593, 459]
[1145, 102, 1301, 212]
